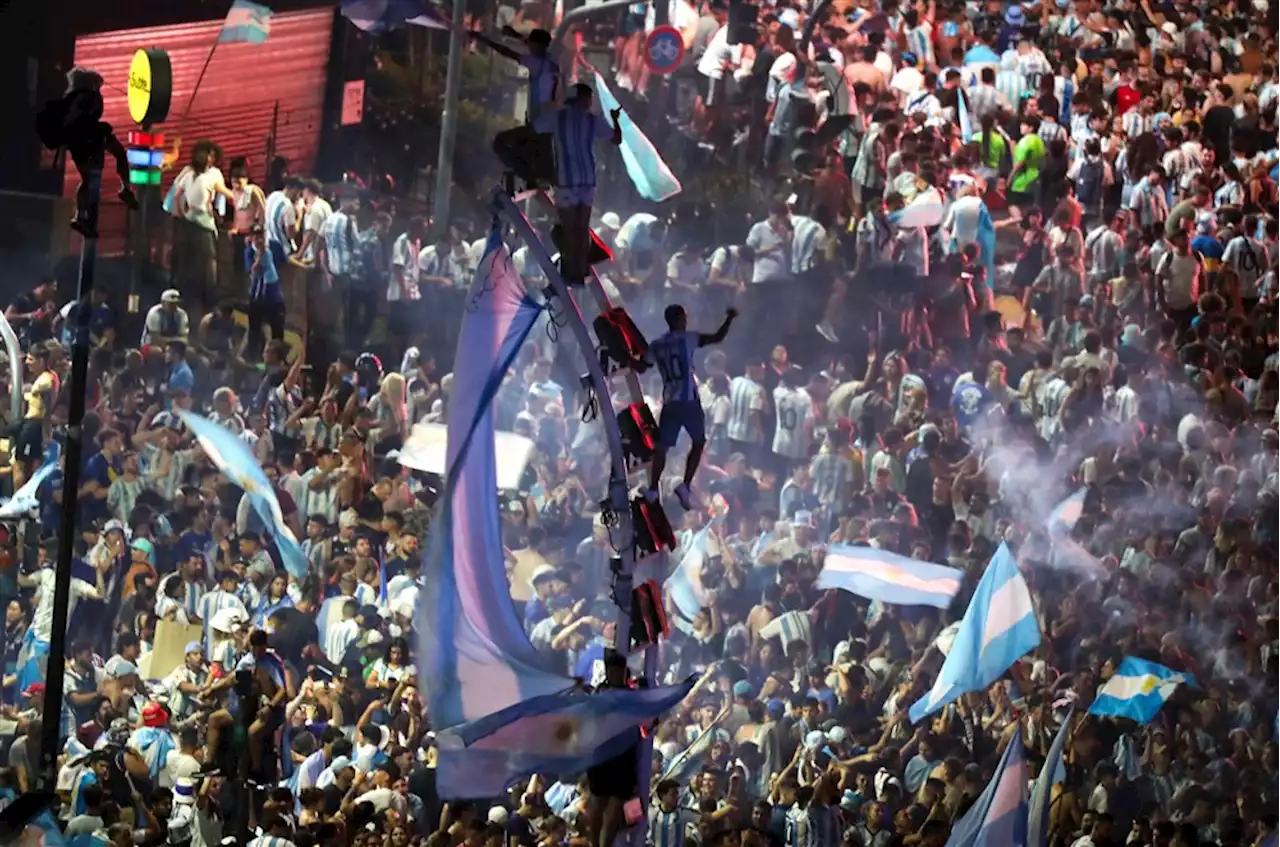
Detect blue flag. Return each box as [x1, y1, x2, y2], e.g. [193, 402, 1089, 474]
[662, 707, 729, 783]
[218, 0, 273, 44]
[1027, 709, 1071, 847]
[818, 544, 963, 609]
[1087, 657, 1193, 724]
[957, 88, 973, 144]
[415, 233, 568, 734]
[435, 680, 695, 799]
[946, 727, 1028, 847]
[909, 544, 1040, 723]
[591, 71, 682, 203]
[178, 410, 309, 580]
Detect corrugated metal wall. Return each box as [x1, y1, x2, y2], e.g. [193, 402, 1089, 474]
[68, 8, 334, 255]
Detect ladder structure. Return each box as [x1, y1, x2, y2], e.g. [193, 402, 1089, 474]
[490, 183, 670, 804]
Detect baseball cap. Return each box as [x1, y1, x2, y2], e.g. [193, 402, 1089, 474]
[22, 682, 46, 698]
[161, 289, 182, 304]
[1005, 5, 1025, 24]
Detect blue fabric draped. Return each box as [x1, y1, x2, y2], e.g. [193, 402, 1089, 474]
[415, 232, 569, 730]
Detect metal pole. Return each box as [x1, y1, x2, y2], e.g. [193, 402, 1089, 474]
[40, 168, 101, 789]
[430, 0, 468, 231]
[552, 0, 644, 50]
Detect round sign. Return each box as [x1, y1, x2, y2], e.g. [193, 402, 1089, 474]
[644, 26, 685, 76]
[127, 48, 172, 127]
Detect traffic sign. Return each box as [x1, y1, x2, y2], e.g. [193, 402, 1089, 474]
[644, 26, 684, 76]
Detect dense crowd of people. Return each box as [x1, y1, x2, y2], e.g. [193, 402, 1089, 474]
[0, 0, 1277, 844]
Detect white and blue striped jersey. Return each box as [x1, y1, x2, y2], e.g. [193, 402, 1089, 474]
[727, 376, 765, 443]
[263, 191, 296, 255]
[647, 805, 696, 847]
[645, 331, 700, 403]
[534, 106, 615, 189]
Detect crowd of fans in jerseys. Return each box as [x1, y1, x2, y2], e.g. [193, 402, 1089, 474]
[0, 0, 1277, 843]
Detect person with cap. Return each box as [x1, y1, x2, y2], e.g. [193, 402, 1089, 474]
[162, 640, 211, 724]
[141, 288, 190, 349]
[197, 568, 249, 655]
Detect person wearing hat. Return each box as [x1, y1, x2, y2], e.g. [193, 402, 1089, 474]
[141, 288, 190, 349]
[162, 641, 211, 723]
[197, 567, 249, 654]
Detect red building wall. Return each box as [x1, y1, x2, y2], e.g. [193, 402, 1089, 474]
[67, 8, 335, 254]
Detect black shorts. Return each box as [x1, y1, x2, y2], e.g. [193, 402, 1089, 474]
[15, 419, 42, 463]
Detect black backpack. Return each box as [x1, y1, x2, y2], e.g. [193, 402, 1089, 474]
[35, 97, 70, 150]
[1076, 157, 1104, 208]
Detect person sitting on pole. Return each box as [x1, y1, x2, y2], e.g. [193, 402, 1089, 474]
[478, 28, 561, 187]
[532, 83, 622, 285]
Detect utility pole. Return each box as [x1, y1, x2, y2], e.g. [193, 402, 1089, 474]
[431, 0, 467, 231]
[40, 168, 101, 789]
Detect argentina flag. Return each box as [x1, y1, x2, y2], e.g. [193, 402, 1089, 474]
[1045, 487, 1087, 534]
[218, 0, 273, 44]
[664, 525, 714, 622]
[178, 411, 309, 580]
[946, 727, 1028, 847]
[818, 544, 963, 609]
[1087, 657, 1193, 724]
[415, 231, 569, 732]
[0, 458, 59, 519]
[1027, 709, 1072, 847]
[590, 70, 682, 203]
[909, 544, 1040, 723]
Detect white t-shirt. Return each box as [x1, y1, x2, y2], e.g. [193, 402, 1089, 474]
[1222, 236, 1270, 294]
[666, 252, 707, 288]
[301, 197, 333, 262]
[890, 67, 926, 102]
[180, 167, 226, 231]
[31, 568, 101, 642]
[745, 221, 790, 283]
[772, 385, 814, 459]
[696, 26, 737, 79]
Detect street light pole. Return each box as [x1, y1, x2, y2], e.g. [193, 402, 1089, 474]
[40, 168, 102, 789]
[431, 0, 468, 231]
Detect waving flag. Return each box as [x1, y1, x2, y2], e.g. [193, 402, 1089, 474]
[415, 231, 568, 732]
[665, 526, 714, 621]
[341, 0, 448, 34]
[947, 727, 1028, 847]
[178, 411, 309, 580]
[976, 199, 997, 289]
[662, 706, 729, 783]
[818, 545, 963, 609]
[590, 70, 682, 203]
[0, 458, 59, 518]
[218, 0, 273, 44]
[1045, 487, 1087, 534]
[1087, 657, 1193, 724]
[436, 679, 695, 798]
[1028, 709, 1072, 847]
[909, 544, 1040, 723]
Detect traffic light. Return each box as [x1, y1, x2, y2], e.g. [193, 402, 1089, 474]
[126, 130, 165, 186]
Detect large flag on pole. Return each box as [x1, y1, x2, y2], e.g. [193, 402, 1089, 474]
[946, 727, 1028, 847]
[178, 411, 309, 580]
[1027, 709, 1072, 847]
[218, 0, 273, 44]
[817, 544, 963, 609]
[415, 232, 569, 732]
[909, 544, 1040, 723]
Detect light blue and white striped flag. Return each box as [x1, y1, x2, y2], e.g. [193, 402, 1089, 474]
[218, 0, 273, 44]
[178, 410, 309, 580]
[947, 727, 1028, 847]
[909, 544, 1040, 723]
[415, 232, 567, 733]
[1027, 709, 1071, 847]
[665, 526, 714, 621]
[1045, 487, 1087, 534]
[0, 458, 58, 518]
[591, 71, 682, 203]
[818, 544, 963, 609]
[1087, 657, 1193, 724]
